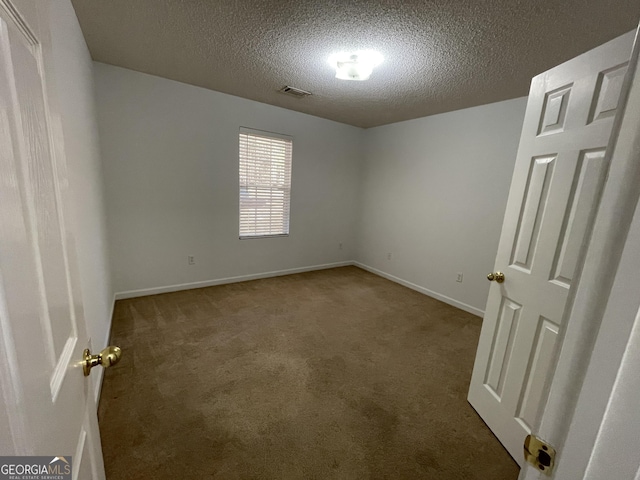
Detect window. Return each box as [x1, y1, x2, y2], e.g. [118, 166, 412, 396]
[239, 128, 293, 238]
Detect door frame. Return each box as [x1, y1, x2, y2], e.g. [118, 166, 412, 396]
[520, 24, 640, 480]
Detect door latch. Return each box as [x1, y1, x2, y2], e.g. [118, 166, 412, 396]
[524, 434, 556, 475]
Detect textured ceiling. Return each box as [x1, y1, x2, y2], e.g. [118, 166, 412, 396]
[71, 0, 639, 128]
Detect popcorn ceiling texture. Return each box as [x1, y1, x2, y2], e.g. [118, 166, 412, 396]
[71, 0, 639, 128]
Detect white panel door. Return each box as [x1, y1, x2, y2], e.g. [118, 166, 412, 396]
[0, 5, 106, 478]
[468, 30, 635, 465]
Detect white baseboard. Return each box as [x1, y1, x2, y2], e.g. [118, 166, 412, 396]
[354, 262, 484, 318]
[114, 261, 354, 300]
[113, 260, 484, 314]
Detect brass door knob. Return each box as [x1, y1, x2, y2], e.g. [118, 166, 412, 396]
[487, 272, 505, 283]
[83, 346, 122, 376]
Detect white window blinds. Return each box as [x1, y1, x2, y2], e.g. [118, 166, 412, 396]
[239, 128, 293, 238]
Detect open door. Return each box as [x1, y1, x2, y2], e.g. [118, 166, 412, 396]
[0, 2, 112, 477]
[468, 30, 635, 465]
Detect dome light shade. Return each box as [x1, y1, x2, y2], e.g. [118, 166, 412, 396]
[329, 50, 383, 81]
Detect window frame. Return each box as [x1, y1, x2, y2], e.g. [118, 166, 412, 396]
[238, 127, 293, 240]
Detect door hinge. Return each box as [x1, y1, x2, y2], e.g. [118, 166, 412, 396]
[524, 434, 556, 476]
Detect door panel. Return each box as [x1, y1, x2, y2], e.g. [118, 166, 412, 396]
[510, 155, 555, 271]
[468, 31, 635, 465]
[485, 297, 522, 400]
[550, 149, 608, 287]
[588, 63, 629, 123]
[7, 23, 79, 399]
[0, 3, 106, 477]
[515, 316, 558, 431]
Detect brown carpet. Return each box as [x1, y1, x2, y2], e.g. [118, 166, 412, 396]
[98, 266, 519, 479]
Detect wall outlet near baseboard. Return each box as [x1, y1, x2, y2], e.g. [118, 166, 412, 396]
[387, 252, 392, 260]
[339, 242, 343, 250]
[188, 255, 195, 265]
[456, 272, 463, 282]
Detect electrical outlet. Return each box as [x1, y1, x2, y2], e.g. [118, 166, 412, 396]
[339, 242, 343, 250]
[456, 272, 463, 282]
[188, 255, 195, 265]
[387, 252, 392, 260]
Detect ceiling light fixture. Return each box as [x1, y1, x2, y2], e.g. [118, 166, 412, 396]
[329, 50, 384, 81]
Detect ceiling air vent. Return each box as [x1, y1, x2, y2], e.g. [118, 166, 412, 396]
[279, 85, 312, 98]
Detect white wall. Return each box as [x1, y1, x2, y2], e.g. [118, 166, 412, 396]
[47, 2, 113, 393]
[94, 62, 528, 310]
[356, 98, 527, 315]
[94, 63, 362, 295]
